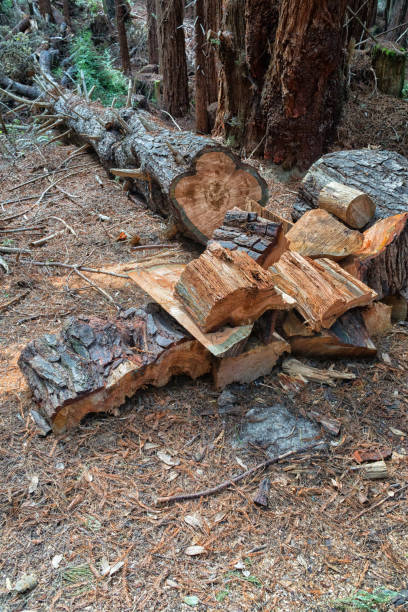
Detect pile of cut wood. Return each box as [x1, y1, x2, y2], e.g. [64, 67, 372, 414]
[18, 175, 408, 433]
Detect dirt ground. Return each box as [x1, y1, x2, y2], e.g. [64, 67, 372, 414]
[0, 134, 408, 612]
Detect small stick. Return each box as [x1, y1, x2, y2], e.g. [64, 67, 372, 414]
[9, 162, 97, 191]
[126, 78, 132, 107]
[19, 259, 129, 278]
[156, 441, 325, 504]
[74, 268, 120, 309]
[130, 243, 175, 251]
[0, 290, 30, 313]
[161, 110, 181, 131]
[0, 246, 31, 254]
[44, 128, 72, 146]
[350, 484, 408, 523]
[49, 216, 77, 236]
[0, 226, 44, 233]
[30, 228, 66, 246]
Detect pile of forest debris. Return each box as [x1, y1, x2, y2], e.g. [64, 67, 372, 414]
[18, 176, 408, 434]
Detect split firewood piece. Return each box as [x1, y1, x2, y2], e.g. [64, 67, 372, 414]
[318, 181, 376, 229]
[209, 207, 288, 268]
[18, 305, 212, 434]
[254, 310, 281, 345]
[213, 332, 290, 390]
[127, 263, 252, 358]
[381, 294, 407, 322]
[282, 358, 356, 387]
[243, 198, 294, 234]
[175, 242, 295, 332]
[286, 209, 364, 260]
[342, 213, 408, 299]
[270, 252, 377, 331]
[282, 310, 314, 338]
[361, 302, 392, 336]
[362, 461, 388, 480]
[288, 309, 377, 359]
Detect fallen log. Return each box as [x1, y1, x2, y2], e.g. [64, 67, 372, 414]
[288, 309, 377, 359]
[342, 213, 408, 299]
[294, 149, 408, 223]
[213, 332, 290, 389]
[286, 209, 364, 260]
[18, 306, 212, 433]
[50, 93, 268, 244]
[269, 252, 377, 331]
[175, 242, 295, 332]
[127, 263, 253, 358]
[318, 181, 376, 229]
[209, 207, 288, 268]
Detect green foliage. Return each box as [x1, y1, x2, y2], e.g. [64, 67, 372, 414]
[74, 0, 102, 15]
[331, 587, 399, 611]
[70, 30, 127, 106]
[0, 33, 34, 81]
[403, 81, 408, 98]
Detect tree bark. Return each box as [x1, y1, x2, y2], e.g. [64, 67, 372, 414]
[115, 0, 131, 75]
[156, 0, 189, 116]
[62, 0, 71, 26]
[346, 0, 377, 42]
[386, 0, 408, 46]
[147, 0, 159, 65]
[261, 0, 348, 170]
[38, 0, 54, 20]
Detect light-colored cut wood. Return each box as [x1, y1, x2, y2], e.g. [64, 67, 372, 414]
[318, 180, 376, 228]
[269, 251, 377, 331]
[362, 461, 388, 480]
[175, 242, 295, 332]
[213, 332, 290, 389]
[286, 209, 364, 260]
[110, 167, 150, 180]
[342, 213, 408, 299]
[282, 358, 356, 387]
[282, 310, 314, 337]
[127, 263, 253, 357]
[361, 302, 392, 336]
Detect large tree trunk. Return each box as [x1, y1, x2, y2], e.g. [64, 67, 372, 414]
[261, 0, 348, 170]
[38, 0, 54, 20]
[50, 93, 267, 244]
[156, 0, 189, 116]
[386, 0, 408, 46]
[115, 0, 131, 75]
[214, 0, 279, 154]
[147, 0, 159, 65]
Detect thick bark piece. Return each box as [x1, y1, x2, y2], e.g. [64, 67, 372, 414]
[270, 252, 377, 331]
[51, 94, 267, 244]
[209, 207, 288, 268]
[294, 150, 408, 223]
[286, 209, 364, 261]
[127, 263, 253, 358]
[288, 309, 377, 359]
[361, 302, 392, 336]
[147, 0, 159, 65]
[342, 213, 408, 299]
[243, 198, 294, 233]
[175, 242, 295, 332]
[213, 332, 290, 389]
[318, 181, 376, 229]
[115, 0, 131, 75]
[18, 307, 212, 433]
[372, 44, 406, 98]
[261, 0, 348, 170]
[156, 0, 189, 116]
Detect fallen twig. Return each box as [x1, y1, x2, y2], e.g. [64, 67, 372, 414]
[0, 246, 31, 254]
[73, 268, 120, 310]
[19, 259, 129, 278]
[350, 484, 408, 523]
[156, 441, 326, 504]
[30, 228, 66, 246]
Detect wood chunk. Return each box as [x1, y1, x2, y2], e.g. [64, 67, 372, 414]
[318, 181, 376, 229]
[282, 310, 314, 337]
[362, 460, 388, 480]
[294, 149, 408, 223]
[282, 358, 356, 387]
[286, 209, 364, 260]
[361, 302, 392, 336]
[243, 198, 294, 234]
[342, 213, 408, 299]
[254, 310, 280, 345]
[288, 309, 377, 359]
[18, 306, 212, 433]
[213, 333, 290, 390]
[381, 294, 407, 322]
[269, 251, 377, 331]
[175, 242, 295, 332]
[253, 477, 271, 508]
[127, 263, 252, 358]
[209, 207, 288, 268]
[307, 410, 341, 436]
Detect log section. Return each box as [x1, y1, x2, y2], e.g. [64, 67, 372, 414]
[318, 181, 376, 229]
[361, 302, 392, 336]
[18, 306, 212, 433]
[286, 209, 364, 260]
[175, 242, 295, 332]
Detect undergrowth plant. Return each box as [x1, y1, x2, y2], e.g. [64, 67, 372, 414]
[70, 30, 127, 106]
[331, 587, 399, 611]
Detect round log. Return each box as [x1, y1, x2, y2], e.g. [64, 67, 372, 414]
[318, 181, 376, 229]
[294, 149, 408, 224]
[53, 94, 268, 244]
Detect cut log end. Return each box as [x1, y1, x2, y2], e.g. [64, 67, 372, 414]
[172, 151, 267, 243]
[318, 181, 376, 229]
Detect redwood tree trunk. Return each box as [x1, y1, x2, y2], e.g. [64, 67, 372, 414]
[261, 0, 348, 170]
[115, 0, 131, 75]
[147, 0, 159, 64]
[386, 0, 408, 46]
[156, 0, 189, 117]
[38, 0, 54, 20]
[63, 0, 71, 26]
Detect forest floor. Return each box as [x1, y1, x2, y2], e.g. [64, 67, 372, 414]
[0, 133, 408, 612]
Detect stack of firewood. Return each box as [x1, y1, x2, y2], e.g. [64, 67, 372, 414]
[18, 180, 408, 433]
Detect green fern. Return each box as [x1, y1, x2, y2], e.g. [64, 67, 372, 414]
[331, 587, 399, 611]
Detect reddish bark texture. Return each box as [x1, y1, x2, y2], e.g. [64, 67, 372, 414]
[38, 0, 54, 20]
[261, 0, 348, 170]
[195, 0, 221, 132]
[156, 0, 189, 116]
[115, 0, 131, 75]
[147, 0, 159, 65]
[386, 0, 408, 46]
